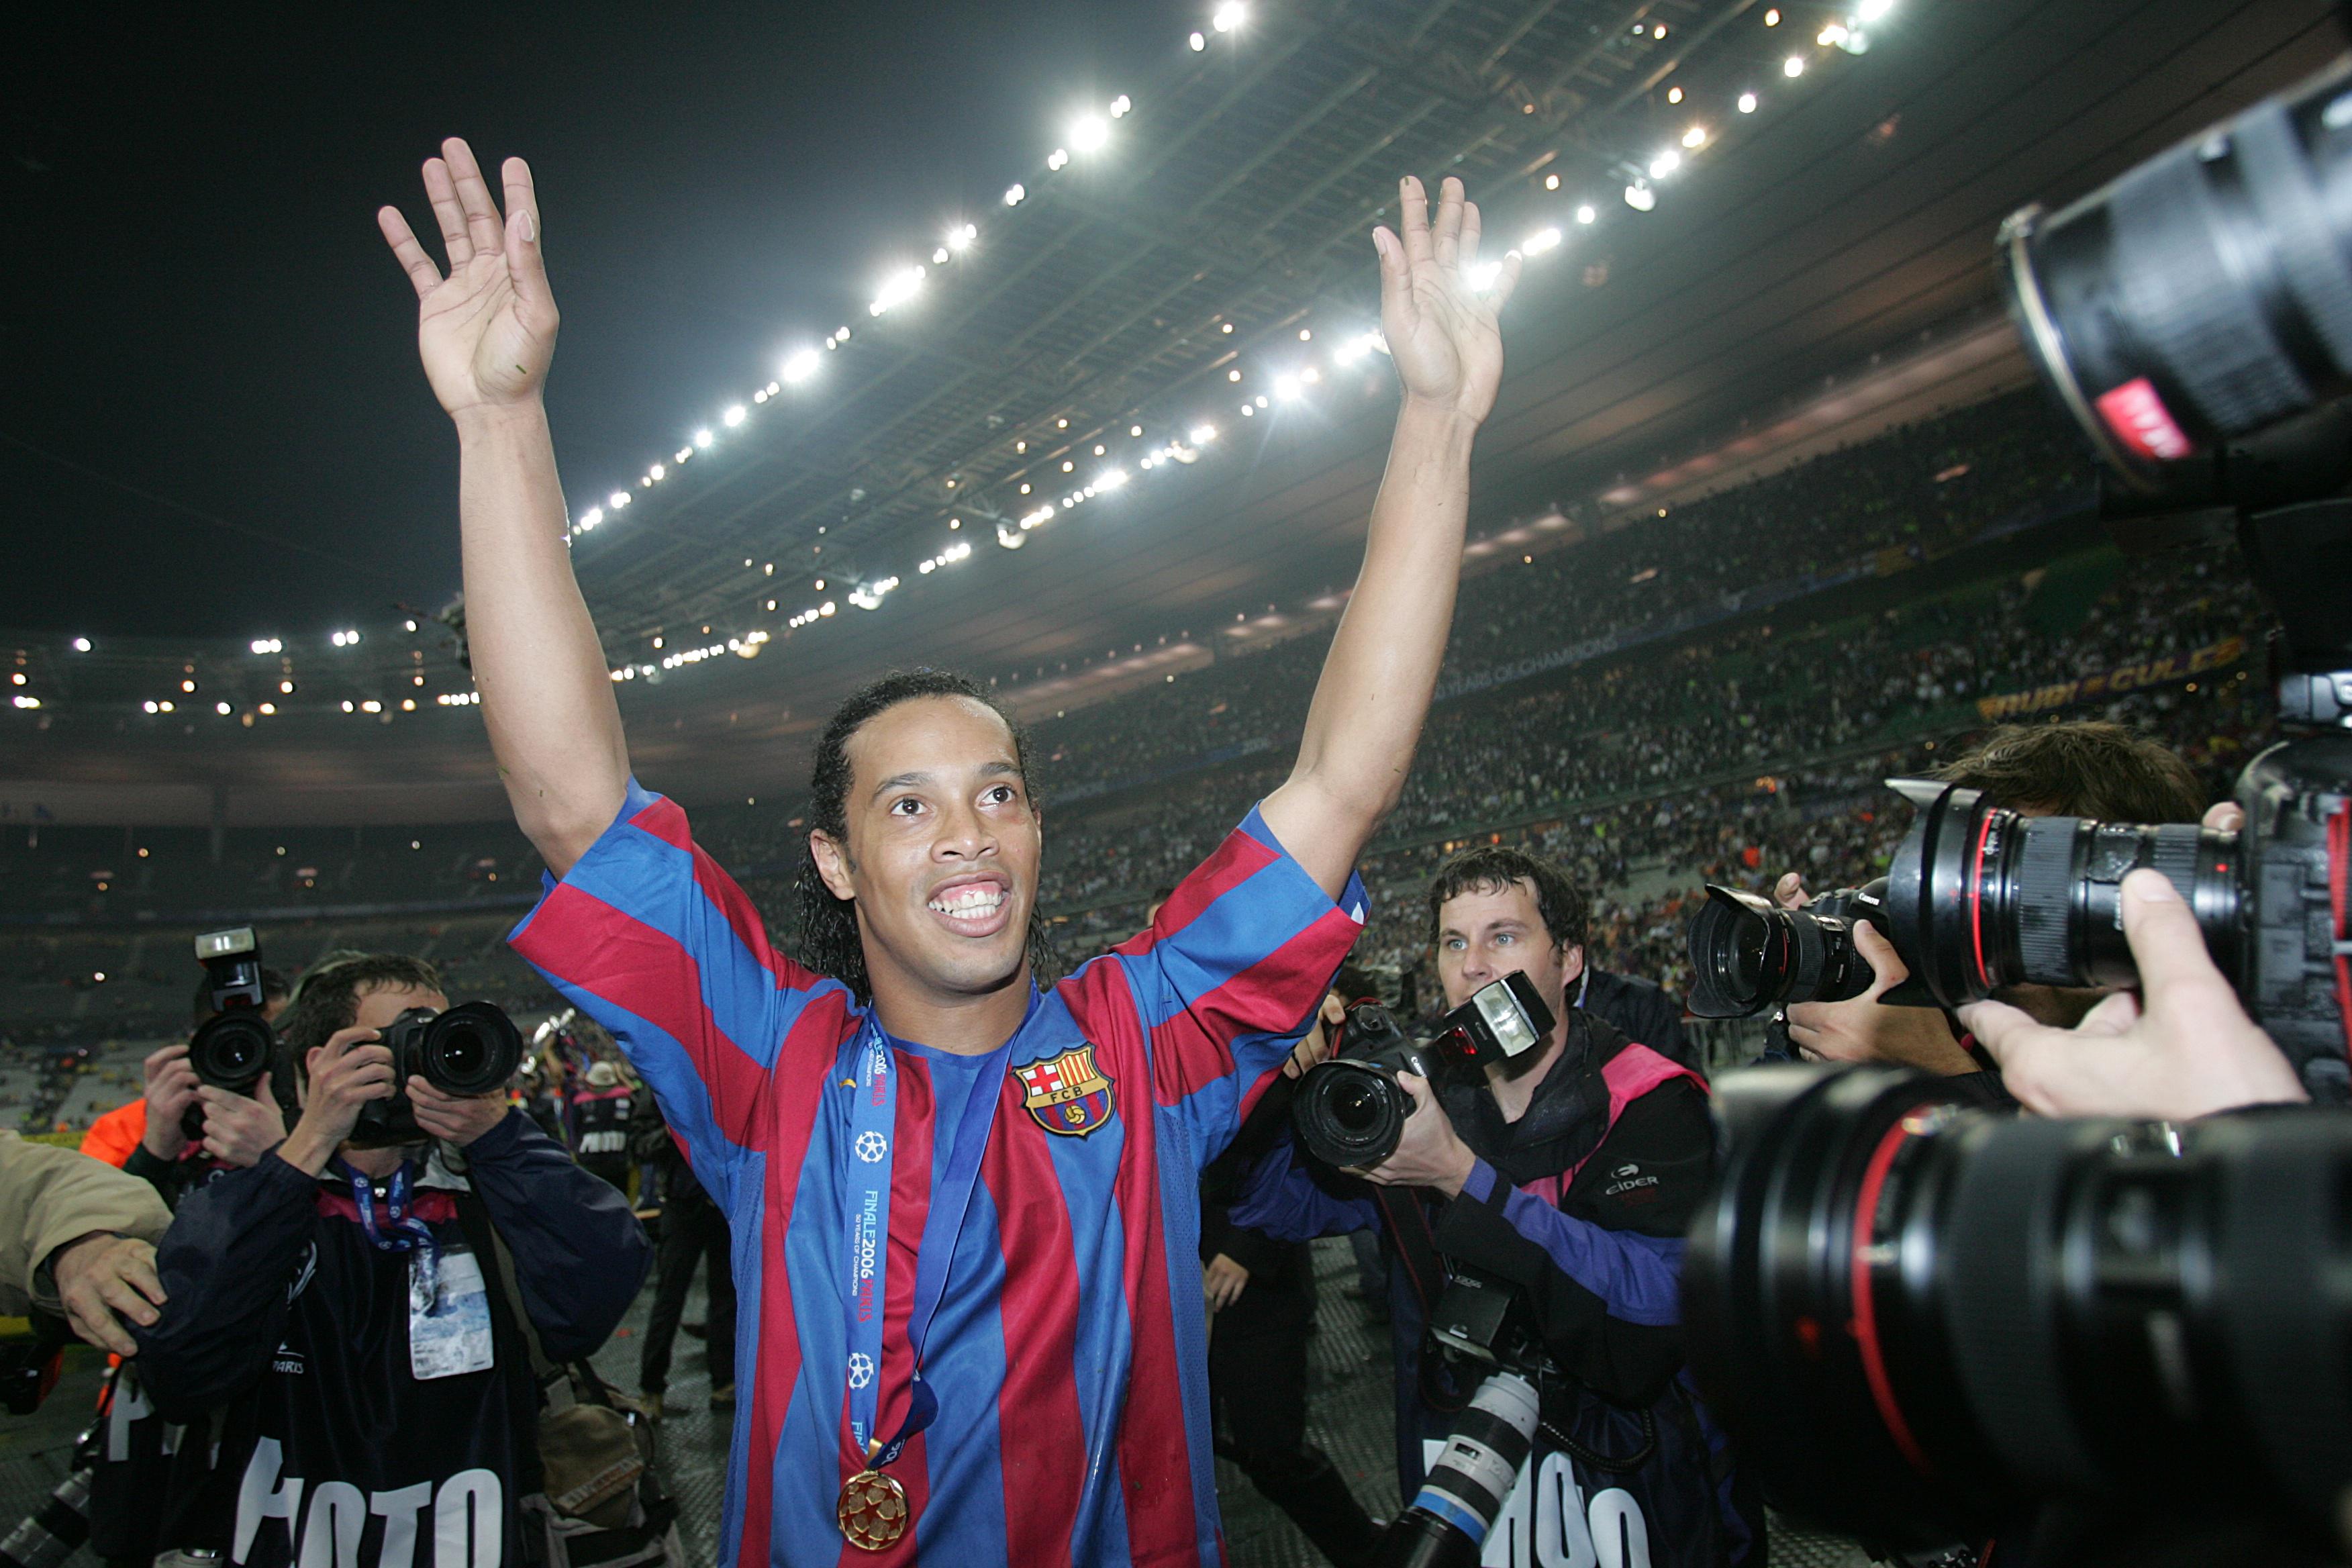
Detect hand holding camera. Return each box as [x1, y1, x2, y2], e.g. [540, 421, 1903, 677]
[192, 1077, 287, 1167]
[1773, 875, 1981, 1075]
[279, 1027, 399, 1175]
[1348, 1069, 1477, 1197]
[138, 1042, 203, 1161]
[1961, 868, 2308, 1120]
[406, 1074, 509, 1147]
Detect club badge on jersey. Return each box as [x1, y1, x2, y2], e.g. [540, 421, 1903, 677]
[1014, 1044, 1116, 1136]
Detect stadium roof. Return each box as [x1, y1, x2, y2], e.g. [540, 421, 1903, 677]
[3, 0, 2340, 822]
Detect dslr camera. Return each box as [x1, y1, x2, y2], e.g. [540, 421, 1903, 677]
[346, 1002, 525, 1148]
[186, 928, 289, 1137]
[1291, 972, 1553, 1169]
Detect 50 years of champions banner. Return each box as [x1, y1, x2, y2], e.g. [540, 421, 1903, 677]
[1973, 634, 2247, 723]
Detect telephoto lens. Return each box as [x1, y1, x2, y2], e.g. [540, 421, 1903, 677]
[1377, 1371, 1540, 1567]
[414, 1001, 524, 1096]
[1683, 1063, 2352, 1548]
[2002, 54, 2352, 498]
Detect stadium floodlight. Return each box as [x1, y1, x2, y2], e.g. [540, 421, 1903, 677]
[215, 701, 231, 716]
[1576, 203, 1598, 224]
[781, 347, 820, 384]
[946, 222, 977, 252]
[1212, 1, 1244, 32]
[723, 405, 747, 428]
[869, 264, 926, 317]
[1523, 226, 1562, 256]
[1785, 54, 1806, 77]
[1649, 149, 1682, 179]
[694, 428, 714, 448]
[1005, 183, 1026, 205]
[933, 247, 949, 264]
[1624, 181, 1657, 211]
[1189, 424, 1218, 445]
[1046, 148, 1069, 171]
[1683, 126, 1708, 148]
[1545, 173, 1561, 191]
[13, 696, 39, 710]
[1858, 0, 1892, 18]
[1189, 30, 1206, 50]
[1097, 468, 1130, 491]
[1738, 91, 1759, 113]
[1818, 22, 1848, 45]
[1110, 95, 1131, 118]
[579, 507, 603, 530]
[648, 463, 665, 481]
[1071, 115, 1110, 154]
[72, 638, 90, 652]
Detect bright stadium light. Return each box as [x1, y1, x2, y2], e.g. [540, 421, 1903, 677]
[781, 347, 820, 383]
[1273, 372, 1302, 400]
[1858, 0, 1893, 19]
[869, 264, 926, 317]
[579, 507, 603, 530]
[1576, 203, 1597, 224]
[946, 222, 977, 252]
[1189, 30, 1206, 50]
[1785, 54, 1806, 77]
[1738, 91, 1759, 113]
[1189, 424, 1218, 444]
[1071, 115, 1110, 153]
[1004, 183, 1026, 206]
[694, 428, 714, 448]
[1624, 181, 1657, 211]
[1522, 226, 1562, 255]
[1046, 148, 1069, 171]
[1109, 95, 1132, 118]
[72, 638, 90, 652]
[1212, 1, 1244, 32]
[1683, 125, 1708, 148]
[723, 405, 747, 427]
[1649, 149, 1682, 179]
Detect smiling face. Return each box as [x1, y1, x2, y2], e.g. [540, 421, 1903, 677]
[1434, 877, 1582, 1021]
[810, 695, 1042, 1019]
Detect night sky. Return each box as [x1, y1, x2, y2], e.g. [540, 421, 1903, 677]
[1, 2, 1193, 640]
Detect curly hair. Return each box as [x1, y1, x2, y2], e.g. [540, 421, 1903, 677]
[1424, 844, 1590, 954]
[791, 669, 1060, 1002]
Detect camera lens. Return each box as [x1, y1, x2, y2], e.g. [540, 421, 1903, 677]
[1293, 1061, 1410, 1169]
[1883, 782, 2244, 1007]
[1685, 886, 1873, 1018]
[2002, 57, 2352, 497]
[418, 1001, 523, 1097]
[1684, 1064, 2352, 1542]
[188, 1010, 275, 1093]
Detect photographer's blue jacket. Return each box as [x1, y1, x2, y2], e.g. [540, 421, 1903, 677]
[1235, 1012, 1751, 1564]
[128, 1110, 648, 1565]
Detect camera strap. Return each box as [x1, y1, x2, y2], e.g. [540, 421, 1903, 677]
[1375, 1185, 1473, 1415]
[333, 1157, 442, 1307]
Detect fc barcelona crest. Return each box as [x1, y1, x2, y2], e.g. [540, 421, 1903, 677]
[1014, 1045, 1117, 1137]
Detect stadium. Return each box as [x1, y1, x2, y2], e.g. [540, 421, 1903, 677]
[3, 2, 2345, 1565]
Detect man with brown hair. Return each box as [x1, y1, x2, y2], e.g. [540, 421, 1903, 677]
[1777, 718, 2212, 1075]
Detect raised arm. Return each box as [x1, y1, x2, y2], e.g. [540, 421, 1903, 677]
[379, 138, 628, 874]
[1259, 176, 1518, 895]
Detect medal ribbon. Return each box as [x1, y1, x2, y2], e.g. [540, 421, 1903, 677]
[335, 1157, 444, 1310]
[841, 999, 1027, 1469]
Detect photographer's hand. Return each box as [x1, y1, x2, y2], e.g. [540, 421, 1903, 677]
[1353, 1072, 1477, 1197]
[1786, 921, 1978, 1074]
[276, 1028, 398, 1176]
[139, 1042, 199, 1161]
[1203, 1253, 1250, 1312]
[1960, 869, 2307, 1120]
[194, 1074, 285, 1168]
[408, 1079, 508, 1147]
[50, 1233, 164, 1357]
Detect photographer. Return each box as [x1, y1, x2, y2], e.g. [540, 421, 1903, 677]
[1201, 971, 1385, 1568]
[628, 1081, 734, 1414]
[1775, 720, 2207, 1085]
[1236, 852, 1749, 1565]
[129, 952, 650, 1565]
[81, 965, 292, 1181]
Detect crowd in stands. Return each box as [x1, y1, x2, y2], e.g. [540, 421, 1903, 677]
[0, 389, 2284, 1096]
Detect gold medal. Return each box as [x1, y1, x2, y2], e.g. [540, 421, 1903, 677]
[837, 1468, 910, 1551]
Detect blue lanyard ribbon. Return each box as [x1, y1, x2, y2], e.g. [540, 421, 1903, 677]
[841, 1002, 1025, 1469]
[336, 1158, 445, 1312]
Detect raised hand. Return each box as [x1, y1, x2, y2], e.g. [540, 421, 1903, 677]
[1373, 175, 1521, 426]
[377, 138, 559, 419]
[277, 1027, 399, 1175]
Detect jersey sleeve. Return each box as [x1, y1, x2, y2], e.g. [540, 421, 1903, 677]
[507, 778, 848, 1212]
[1106, 803, 1367, 1167]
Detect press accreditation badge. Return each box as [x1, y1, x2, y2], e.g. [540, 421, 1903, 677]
[409, 1246, 494, 1381]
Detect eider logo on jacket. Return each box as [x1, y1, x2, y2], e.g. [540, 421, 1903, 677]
[1015, 1046, 1117, 1137]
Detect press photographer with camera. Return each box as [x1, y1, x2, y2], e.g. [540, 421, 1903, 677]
[127, 952, 654, 1566]
[1235, 849, 1749, 1567]
[1764, 721, 2208, 1088]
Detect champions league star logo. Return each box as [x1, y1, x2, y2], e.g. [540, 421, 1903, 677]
[854, 1130, 889, 1163]
[1014, 1046, 1116, 1137]
[847, 1353, 875, 1389]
